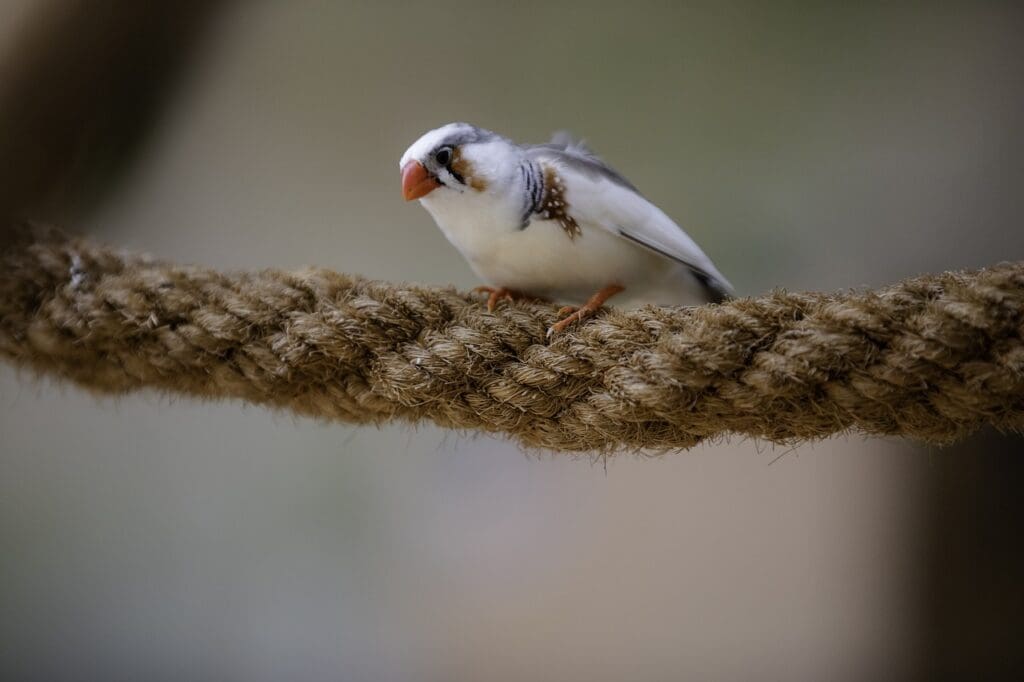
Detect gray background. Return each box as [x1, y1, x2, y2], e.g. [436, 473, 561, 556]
[2, 2, 1022, 680]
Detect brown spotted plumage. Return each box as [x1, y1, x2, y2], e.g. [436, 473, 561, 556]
[539, 166, 581, 239]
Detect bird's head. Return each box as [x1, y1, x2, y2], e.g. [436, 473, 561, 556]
[399, 123, 516, 202]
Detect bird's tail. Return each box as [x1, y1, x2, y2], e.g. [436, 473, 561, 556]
[692, 270, 734, 304]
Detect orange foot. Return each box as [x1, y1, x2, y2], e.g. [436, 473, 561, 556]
[473, 286, 544, 312]
[548, 284, 625, 337]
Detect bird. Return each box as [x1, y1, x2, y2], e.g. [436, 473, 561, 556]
[399, 122, 733, 335]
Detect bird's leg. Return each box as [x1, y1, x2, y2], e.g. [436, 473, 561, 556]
[548, 284, 625, 336]
[473, 286, 545, 312]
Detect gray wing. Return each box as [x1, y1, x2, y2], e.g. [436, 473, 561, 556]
[525, 132, 640, 193]
[527, 133, 734, 301]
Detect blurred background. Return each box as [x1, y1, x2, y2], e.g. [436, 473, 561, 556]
[1, 2, 1022, 680]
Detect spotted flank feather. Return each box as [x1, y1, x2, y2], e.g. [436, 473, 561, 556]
[537, 166, 581, 239]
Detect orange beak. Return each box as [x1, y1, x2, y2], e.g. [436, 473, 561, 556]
[401, 160, 441, 201]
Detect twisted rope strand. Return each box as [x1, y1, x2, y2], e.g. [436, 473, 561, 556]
[2, 224, 1022, 452]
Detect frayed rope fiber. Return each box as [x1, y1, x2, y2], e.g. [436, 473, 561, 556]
[2, 223, 1023, 452]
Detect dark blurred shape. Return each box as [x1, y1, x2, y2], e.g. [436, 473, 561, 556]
[0, 0, 226, 228]
[921, 430, 1024, 680]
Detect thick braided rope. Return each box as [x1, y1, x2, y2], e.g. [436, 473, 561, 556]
[2, 224, 1023, 452]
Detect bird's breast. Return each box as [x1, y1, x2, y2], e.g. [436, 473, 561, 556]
[420, 192, 700, 305]
[421, 193, 520, 261]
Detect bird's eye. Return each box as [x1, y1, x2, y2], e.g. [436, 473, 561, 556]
[435, 146, 453, 166]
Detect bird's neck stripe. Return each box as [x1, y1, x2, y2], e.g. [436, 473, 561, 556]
[518, 160, 544, 225]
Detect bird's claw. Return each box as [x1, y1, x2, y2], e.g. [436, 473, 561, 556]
[474, 286, 529, 312]
[547, 305, 596, 337]
[545, 284, 625, 338]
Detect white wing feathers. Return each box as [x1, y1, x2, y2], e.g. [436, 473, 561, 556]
[527, 141, 734, 300]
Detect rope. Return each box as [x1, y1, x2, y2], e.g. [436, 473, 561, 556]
[2, 223, 1022, 452]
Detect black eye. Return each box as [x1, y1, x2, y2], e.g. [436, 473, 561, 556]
[435, 146, 453, 166]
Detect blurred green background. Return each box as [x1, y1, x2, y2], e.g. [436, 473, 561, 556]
[1, 2, 1022, 680]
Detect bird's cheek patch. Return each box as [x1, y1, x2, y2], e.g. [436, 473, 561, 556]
[451, 150, 488, 192]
